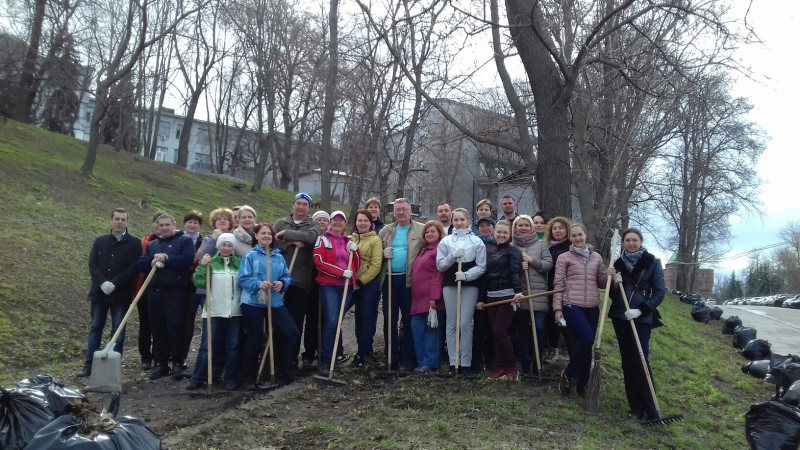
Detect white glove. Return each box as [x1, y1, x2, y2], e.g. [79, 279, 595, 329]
[156, 261, 165, 269]
[347, 241, 359, 252]
[455, 271, 466, 282]
[624, 309, 642, 320]
[342, 269, 353, 279]
[613, 273, 623, 284]
[383, 247, 393, 259]
[100, 281, 115, 295]
[452, 248, 465, 259]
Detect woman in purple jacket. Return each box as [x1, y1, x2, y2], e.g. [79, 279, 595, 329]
[410, 221, 446, 372]
[552, 223, 606, 398]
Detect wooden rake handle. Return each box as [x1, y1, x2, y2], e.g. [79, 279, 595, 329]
[479, 289, 565, 308]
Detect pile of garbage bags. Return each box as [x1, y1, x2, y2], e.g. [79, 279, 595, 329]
[0, 374, 160, 449]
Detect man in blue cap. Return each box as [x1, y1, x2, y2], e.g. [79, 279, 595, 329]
[274, 193, 322, 370]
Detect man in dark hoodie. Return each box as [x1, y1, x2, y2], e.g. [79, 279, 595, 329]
[78, 208, 142, 378]
[138, 213, 195, 381]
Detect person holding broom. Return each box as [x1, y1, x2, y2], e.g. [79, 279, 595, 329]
[186, 233, 242, 391]
[238, 223, 299, 387]
[606, 228, 665, 423]
[313, 210, 361, 376]
[552, 223, 605, 398]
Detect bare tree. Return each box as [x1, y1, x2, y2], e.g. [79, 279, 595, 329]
[12, 0, 46, 122]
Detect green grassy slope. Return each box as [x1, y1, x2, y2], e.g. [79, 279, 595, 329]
[0, 119, 295, 378]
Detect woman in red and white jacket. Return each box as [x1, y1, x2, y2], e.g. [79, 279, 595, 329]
[313, 210, 361, 374]
[552, 223, 606, 398]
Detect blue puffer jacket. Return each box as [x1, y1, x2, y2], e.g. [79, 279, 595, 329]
[608, 250, 665, 326]
[238, 245, 292, 309]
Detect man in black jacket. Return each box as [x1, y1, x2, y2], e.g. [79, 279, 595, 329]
[78, 208, 142, 377]
[138, 213, 196, 380]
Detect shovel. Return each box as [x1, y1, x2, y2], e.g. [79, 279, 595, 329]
[205, 264, 213, 394]
[90, 266, 157, 392]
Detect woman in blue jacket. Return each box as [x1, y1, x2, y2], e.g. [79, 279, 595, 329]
[607, 228, 665, 423]
[239, 223, 300, 387]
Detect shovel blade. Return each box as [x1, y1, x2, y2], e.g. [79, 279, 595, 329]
[89, 349, 122, 392]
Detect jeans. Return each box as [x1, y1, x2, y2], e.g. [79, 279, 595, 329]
[148, 287, 186, 367]
[410, 311, 445, 369]
[84, 302, 128, 368]
[515, 310, 547, 370]
[190, 316, 241, 383]
[382, 274, 415, 366]
[562, 305, 599, 387]
[241, 303, 300, 379]
[319, 284, 353, 365]
[353, 277, 380, 361]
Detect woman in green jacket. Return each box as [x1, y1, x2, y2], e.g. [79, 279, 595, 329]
[350, 209, 384, 367]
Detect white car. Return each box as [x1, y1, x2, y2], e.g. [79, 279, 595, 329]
[705, 299, 716, 307]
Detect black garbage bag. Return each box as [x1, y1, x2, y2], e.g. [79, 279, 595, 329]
[0, 387, 55, 450]
[767, 354, 800, 386]
[734, 326, 758, 350]
[710, 306, 724, 320]
[17, 374, 87, 416]
[691, 304, 711, 324]
[743, 340, 773, 361]
[723, 316, 743, 335]
[743, 360, 772, 380]
[784, 381, 800, 407]
[745, 400, 800, 450]
[24, 395, 161, 450]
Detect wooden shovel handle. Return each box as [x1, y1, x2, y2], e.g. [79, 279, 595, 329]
[102, 265, 157, 357]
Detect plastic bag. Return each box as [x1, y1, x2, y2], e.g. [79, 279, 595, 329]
[691, 304, 710, 324]
[722, 315, 742, 335]
[784, 381, 800, 407]
[0, 387, 54, 450]
[709, 306, 723, 321]
[24, 393, 160, 450]
[733, 326, 758, 350]
[745, 400, 800, 450]
[767, 354, 800, 386]
[742, 360, 771, 380]
[427, 306, 438, 329]
[16, 373, 87, 416]
[742, 340, 772, 361]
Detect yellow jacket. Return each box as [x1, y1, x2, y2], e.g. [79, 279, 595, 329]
[350, 231, 383, 285]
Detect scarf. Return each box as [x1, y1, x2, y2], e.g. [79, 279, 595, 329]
[550, 238, 567, 246]
[480, 235, 494, 243]
[623, 248, 646, 271]
[571, 245, 590, 264]
[513, 234, 536, 248]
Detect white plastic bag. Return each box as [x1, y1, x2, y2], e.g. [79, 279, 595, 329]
[427, 306, 438, 328]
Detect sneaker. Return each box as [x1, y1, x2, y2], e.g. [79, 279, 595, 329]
[399, 363, 413, 374]
[185, 379, 202, 390]
[141, 360, 152, 371]
[506, 368, 520, 381]
[317, 368, 332, 378]
[626, 413, 644, 423]
[336, 353, 350, 366]
[149, 366, 169, 380]
[559, 370, 571, 396]
[542, 348, 556, 364]
[171, 364, 185, 380]
[350, 357, 365, 369]
[302, 359, 318, 370]
[76, 366, 91, 378]
[488, 368, 507, 380]
[224, 380, 239, 391]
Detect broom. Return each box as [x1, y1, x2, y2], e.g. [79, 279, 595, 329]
[583, 229, 620, 412]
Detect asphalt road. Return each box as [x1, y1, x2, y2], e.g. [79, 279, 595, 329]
[719, 305, 800, 355]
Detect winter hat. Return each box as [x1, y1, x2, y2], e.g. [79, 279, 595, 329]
[294, 193, 313, 206]
[477, 216, 495, 226]
[217, 233, 236, 249]
[312, 210, 330, 221]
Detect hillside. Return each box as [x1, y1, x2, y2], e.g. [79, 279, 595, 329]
[0, 119, 296, 377]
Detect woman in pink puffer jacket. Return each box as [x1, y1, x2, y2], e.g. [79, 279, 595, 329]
[552, 223, 606, 398]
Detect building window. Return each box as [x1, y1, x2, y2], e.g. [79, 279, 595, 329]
[85, 111, 91, 121]
[176, 128, 181, 139]
[155, 146, 168, 162]
[195, 153, 211, 164]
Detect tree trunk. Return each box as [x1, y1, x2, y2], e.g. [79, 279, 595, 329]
[319, 0, 339, 210]
[13, 0, 46, 122]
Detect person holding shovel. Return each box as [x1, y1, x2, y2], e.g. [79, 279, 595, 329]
[274, 193, 321, 369]
[313, 210, 361, 376]
[475, 220, 524, 381]
[187, 233, 242, 391]
[552, 223, 606, 398]
[606, 228, 665, 423]
[437, 208, 486, 375]
[78, 208, 142, 378]
[511, 215, 553, 374]
[238, 222, 299, 387]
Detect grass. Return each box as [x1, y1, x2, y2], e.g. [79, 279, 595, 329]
[0, 119, 295, 379]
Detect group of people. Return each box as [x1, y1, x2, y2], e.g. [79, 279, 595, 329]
[80, 193, 665, 422]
